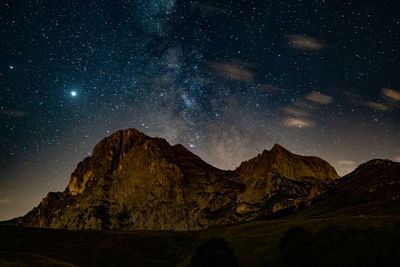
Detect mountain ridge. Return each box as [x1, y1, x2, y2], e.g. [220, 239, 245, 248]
[294, 158, 400, 218]
[17, 128, 340, 230]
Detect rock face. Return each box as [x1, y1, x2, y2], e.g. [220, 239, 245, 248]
[298, 159, 400, 217]
[20, 128, 339, 230]
[234, 144, 339, 218]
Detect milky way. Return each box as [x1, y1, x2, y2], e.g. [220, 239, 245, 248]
[1, 0, 399, 220]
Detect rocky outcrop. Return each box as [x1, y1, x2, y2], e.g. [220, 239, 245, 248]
[20, 128, 339, 230]
[298, 159, 400, 217]
[233, 144, 339, 218]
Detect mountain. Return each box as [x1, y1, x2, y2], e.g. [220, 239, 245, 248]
[18, 128, 339, 230]
[296, 159, 400, 217]
[234, 143, 339, 218]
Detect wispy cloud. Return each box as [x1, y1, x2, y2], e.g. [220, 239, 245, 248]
[0, 198, 10, 204]
[382, 88, 400, 101]
[207, 61, 254, 82]
[361, 88, 400, 111]
[196, 3, 225, 14]
[282, 93, 322, 129]
[282, 92, 331, 129]
[0, 109, 26, 117]
[283, 107, 309, 117]
[287, 34, 324, 51]
[306, 92, 333, 104]
[363, 101, 389, 111]
[338, 160, 356, 166]
[338, 160, 357, 175]
[293, 100, 315, 110]
[284, 117, 313, 128]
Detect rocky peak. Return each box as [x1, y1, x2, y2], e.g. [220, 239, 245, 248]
[20, 129, 341, 231]
[67, 129, 150, 195]
[339, 159, 399, 186]
[353, 159, 395, 171]
[233, 144, 339, 215]
[236, 144, 339, 183]
[270, 143, 288, 154]
[67, 128, 192, 196]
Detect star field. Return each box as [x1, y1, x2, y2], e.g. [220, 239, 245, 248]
[0, 0, 399, 220]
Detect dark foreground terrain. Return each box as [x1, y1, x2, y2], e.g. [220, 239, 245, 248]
[1, 214, 400, 266]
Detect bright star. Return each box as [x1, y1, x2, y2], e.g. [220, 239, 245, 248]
[9, 66, 14, 70]
[70, 91, 77, 97]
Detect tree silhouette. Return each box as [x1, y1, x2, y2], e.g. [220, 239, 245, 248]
[189, 237, 238, 267]
[279, 226, 320, 266]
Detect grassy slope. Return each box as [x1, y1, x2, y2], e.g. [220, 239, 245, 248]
[195, 215, 400, 266]
[0, 251, 77, 267]
[1, 215, 400, 266]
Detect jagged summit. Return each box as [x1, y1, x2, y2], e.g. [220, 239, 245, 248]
[352, 159, 395, 171]
[338, 159, 399, 187]
[237, 143, 339, 183]
[270, 143, 288, 153]
[19, 128, 340, 231]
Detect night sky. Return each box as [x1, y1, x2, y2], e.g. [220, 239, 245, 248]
[1, 0, 400, 220]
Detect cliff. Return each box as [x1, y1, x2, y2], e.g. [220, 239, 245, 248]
[20, 128, 339, 230]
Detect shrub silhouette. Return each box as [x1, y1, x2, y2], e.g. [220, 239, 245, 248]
[278, 224, 400, 267]
[189, 237, 238, 267]
[314, 226, 349, 266]
[279, 226, 319, 266]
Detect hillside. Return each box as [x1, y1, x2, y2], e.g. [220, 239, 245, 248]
[295, 159, 400, 217]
